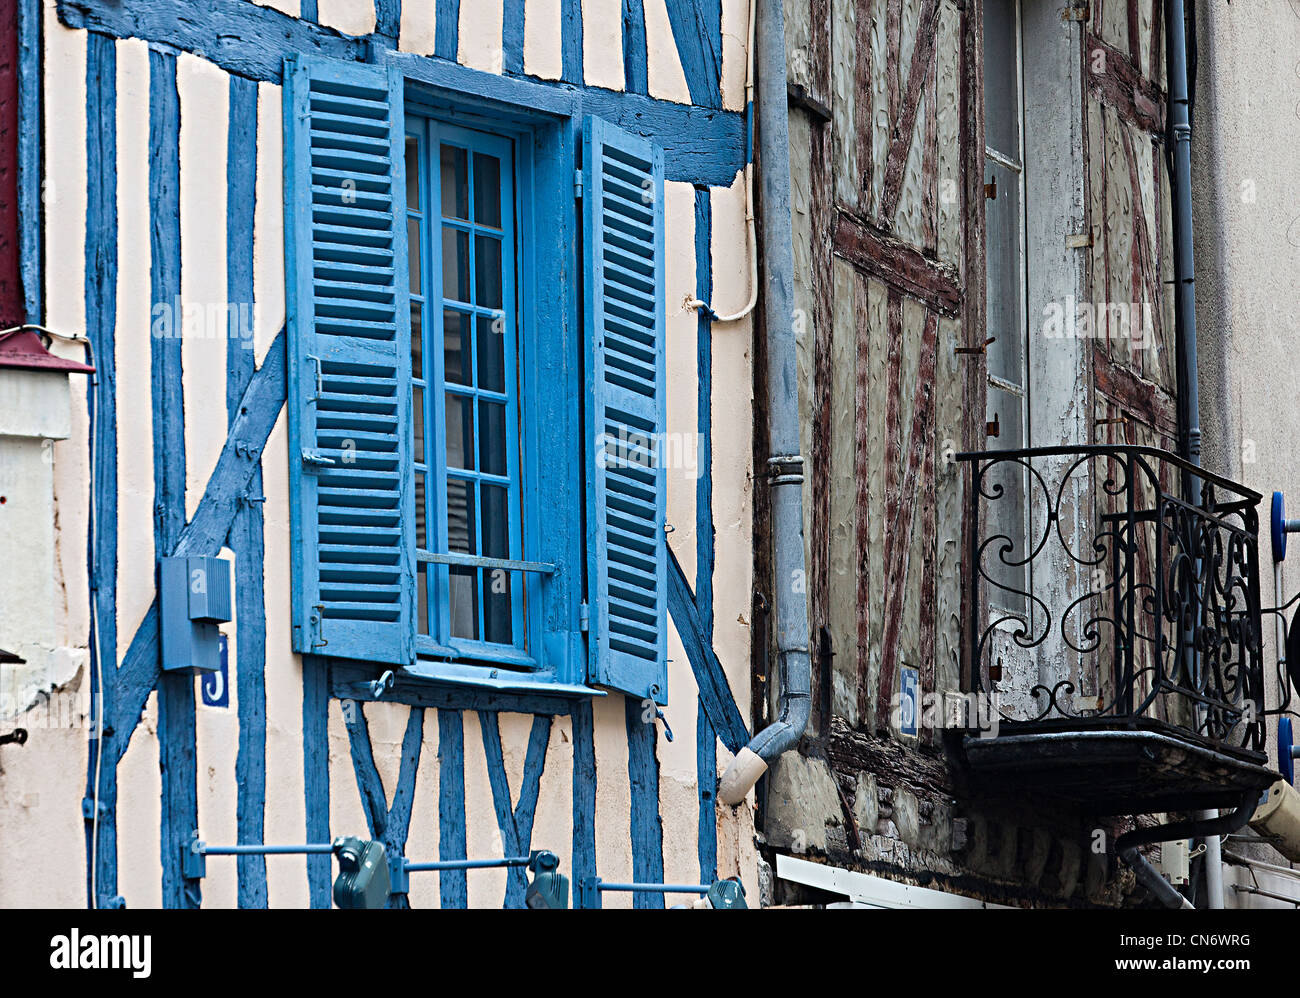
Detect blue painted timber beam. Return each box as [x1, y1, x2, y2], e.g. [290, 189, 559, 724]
[478, 712, 552, 907]
[84, 28, 119, 908]
[571, 699, 597, 907]
[57, 0, 365, 79]
[386, 708, 425, 854]
[226, 72, 268, 909]
[437, 709, 468, 907]
[503, 0, 524, 75]
[666, 545, 750, 754]
[622, 0, 648, 95]
[343, 702, 389, 840]
[624, 698, 665, 908]
[435, 0, 459, 60]
[341, 699, 427, 907]
[56, 0, 746, 187]
[561, 0, 582, 84]
[665, 0, 722, 109]
[303, 657, 331, 907]
[374, 0, 400, 40]
[148, 46, 201, 911]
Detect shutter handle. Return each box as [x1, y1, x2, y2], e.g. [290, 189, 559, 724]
[308, 354, 324, 403]
[302, 449, 336, 469]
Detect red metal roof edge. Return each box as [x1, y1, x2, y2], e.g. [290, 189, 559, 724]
[0, 329, 95, 373]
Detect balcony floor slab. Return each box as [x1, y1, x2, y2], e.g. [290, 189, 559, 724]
[961, 717, 1277, 814]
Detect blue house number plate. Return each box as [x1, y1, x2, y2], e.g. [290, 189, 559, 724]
[899, 666, 919, 737]
[201, 633, 231, 709]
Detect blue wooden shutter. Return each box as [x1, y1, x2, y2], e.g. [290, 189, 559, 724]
[582, 116, 668, 705]
[284, 55, 414, 665]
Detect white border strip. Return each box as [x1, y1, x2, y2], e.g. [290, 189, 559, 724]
[776, 855, 1015, 909]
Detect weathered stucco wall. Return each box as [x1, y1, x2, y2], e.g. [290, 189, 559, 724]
[1191, 0, 1300, 909]
[0, 0, 759, 907]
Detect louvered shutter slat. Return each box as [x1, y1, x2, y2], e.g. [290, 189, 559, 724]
[583, 116, 668, 706]
[285, 55, 414, 664]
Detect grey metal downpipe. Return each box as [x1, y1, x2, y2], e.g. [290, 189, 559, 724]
[717, 0, 810, 806]
[1168, 0, 1200, 473]
[1116, 0, 1237, 908]
[1158, 0, 1232, 908]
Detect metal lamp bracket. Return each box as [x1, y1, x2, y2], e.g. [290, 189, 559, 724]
[1271, 491, 1300, 563]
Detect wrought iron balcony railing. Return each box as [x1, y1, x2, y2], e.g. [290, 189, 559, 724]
[958, 445, 1266, 760]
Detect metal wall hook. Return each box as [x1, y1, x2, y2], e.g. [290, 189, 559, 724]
[655, 707, 674, 742]
[370, 670, 395, 699]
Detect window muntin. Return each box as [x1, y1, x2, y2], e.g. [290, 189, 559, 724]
[406, 119, 526, 656]
[983, 0, 1030, 617]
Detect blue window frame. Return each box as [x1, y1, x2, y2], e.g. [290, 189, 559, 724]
[406, 120, 529, 663]
[284, 53, 670, 702]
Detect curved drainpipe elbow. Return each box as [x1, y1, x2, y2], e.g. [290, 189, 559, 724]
[1115, 794, 1256, 909]
[718, 650, 811, 805]
[717, 0, 811, 807]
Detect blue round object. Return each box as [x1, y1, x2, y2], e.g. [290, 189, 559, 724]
[1273, 491, 1287, 563]
[1280, 716, 1295, 786]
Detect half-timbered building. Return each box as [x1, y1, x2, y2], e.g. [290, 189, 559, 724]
[0, 0, 1292, 909]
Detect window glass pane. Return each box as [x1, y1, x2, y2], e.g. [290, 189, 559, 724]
[405, 136, 420, 211]
[483, 570, 513, 644]
[442, 228, 470, 303]
[478, 400, 507, 476]
[410, 302, 423, 378]
[473, 152, 502, 228]
[476, 314, 505, 392]
[447, 477, 476, 553]
[475, 235, 503, 309]
[983, 0, 1021, 159]
[417, 564, 429, 635]
[426, 123, 523, 651]
[481, 484, 512, 644]
[480, 483, 510, 558]
[440, 145, 469, 219]
[984, 157, 1024, 388]
[443, 309, 472, 386]
[449, 566, 478, 640]
[412, 385, 425, 457]
[445, 393, 474, 470]
[407, 218, 421, 295]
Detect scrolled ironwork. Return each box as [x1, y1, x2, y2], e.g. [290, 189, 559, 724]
[959, 444, 1265, 752]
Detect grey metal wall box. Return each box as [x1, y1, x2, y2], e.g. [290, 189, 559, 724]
[160, 556, 232, 673]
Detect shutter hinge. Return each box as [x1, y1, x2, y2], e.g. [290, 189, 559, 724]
[1063, 2, 1089, 22]
[579, 601, 590, 632]
[574, 169, 583, 200]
